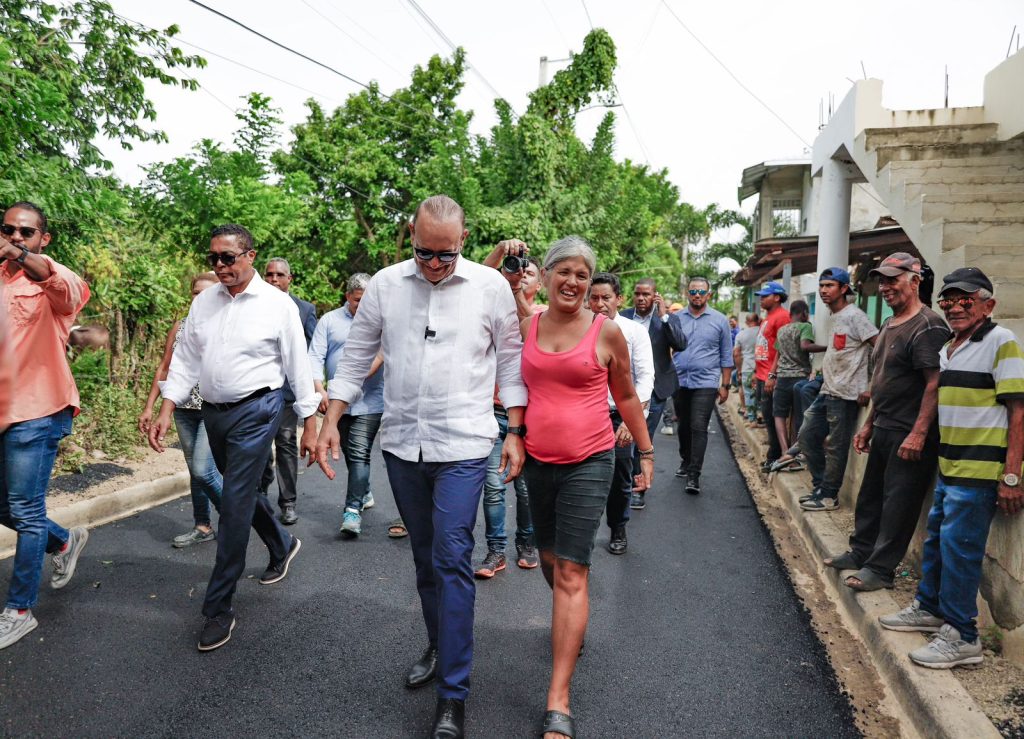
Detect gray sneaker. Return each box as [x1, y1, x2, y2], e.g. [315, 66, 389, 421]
[0, 608, 38, 650]
[51, 526, 89, 590]
[172, 527, 216, 548]
[879, 600, 944, 633]
[909, 624, 983, 669]
[361, 491, 375, 510]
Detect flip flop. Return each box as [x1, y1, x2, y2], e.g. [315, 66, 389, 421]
[387, 519, 408, 538]
[539, 710, 575, 738]
[769, 455, 799, 472]
[845, 567, 894, 591]
[824, 551, 860, 570]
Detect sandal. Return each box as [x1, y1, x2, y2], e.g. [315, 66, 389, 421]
[387, 519, 408, 538]
[540, 710, 575, 738]
[824, 551, 860, 570]
[769, 455, 798, 472]
[845, 567, 894, 591]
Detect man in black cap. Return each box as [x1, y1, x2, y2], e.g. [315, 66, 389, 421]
[881, 266, 1024, 668]
[824, 253, 950, 590]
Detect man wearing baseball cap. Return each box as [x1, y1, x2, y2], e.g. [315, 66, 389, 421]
[881, 267, 1024, 668]
[752, 281, 790, 470]
[798, 267, 878, 511]
[826, 253, 950, 591]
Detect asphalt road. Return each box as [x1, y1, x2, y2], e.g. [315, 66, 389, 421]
[0, 415, 858, 738]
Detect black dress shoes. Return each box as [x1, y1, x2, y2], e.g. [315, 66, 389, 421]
[406, 645, 438, 688]
[431, 698, 465, 739]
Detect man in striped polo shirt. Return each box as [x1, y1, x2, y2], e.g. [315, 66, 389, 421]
[880, 267, 1024, 668]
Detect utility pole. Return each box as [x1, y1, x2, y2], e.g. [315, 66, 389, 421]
[538, 54, 571, 86]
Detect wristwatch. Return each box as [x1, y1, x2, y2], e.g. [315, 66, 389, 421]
[506, 425, 527, 437]
[1001, 472, 1020, 487]
[767, 372, 778, 380]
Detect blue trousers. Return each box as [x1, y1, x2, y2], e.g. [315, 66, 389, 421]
[0, 409, 72, 610]
[916, 478, 999, 643]
[606, 409, 634, 530]
[174, 408, 223, 527]
[383, 452, 488, 701]
[201, 391, 292, 619]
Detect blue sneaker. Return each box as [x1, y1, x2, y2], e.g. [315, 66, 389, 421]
[361, 492, 375, 510]
[340, 508, 362, 538]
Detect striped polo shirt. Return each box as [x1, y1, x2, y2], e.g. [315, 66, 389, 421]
[937, 321, 1024, 486]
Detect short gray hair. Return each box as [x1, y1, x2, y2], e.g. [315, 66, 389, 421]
[413, 194, 465, 228]
[266, 257, 291, 275]
[976, 287, 994, 300]
[346, 273, 371, 293]
[543, 235, 596, 276]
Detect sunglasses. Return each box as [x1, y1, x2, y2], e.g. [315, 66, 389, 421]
[413, 247, 460, 264]
[937, 296, 979, 310]
[688, 289, 709, 296]
[206, 250, 251, 267]
[1, 224, 40, 239]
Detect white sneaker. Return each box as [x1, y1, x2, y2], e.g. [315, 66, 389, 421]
[659, 426, 674, 436]
[51, 526, 89, 589]
[361, 492, 375, 510]
[879, 600, 944, 633]
[0, 608, 38, 650]
[909, 624, 983, 669]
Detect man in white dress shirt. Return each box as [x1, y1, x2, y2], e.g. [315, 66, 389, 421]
[149, 224, 319, 652]
[588, 273, 654, 555]
[312, 196, 526, 739]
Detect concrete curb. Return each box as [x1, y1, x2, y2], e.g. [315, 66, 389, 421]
[718, 401, 1000, 739]
[0, 471, 190, 560]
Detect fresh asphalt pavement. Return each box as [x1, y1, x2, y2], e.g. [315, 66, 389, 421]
[0, 414, 859, 738]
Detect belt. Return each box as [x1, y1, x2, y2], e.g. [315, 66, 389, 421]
[204, 387, 275, 413]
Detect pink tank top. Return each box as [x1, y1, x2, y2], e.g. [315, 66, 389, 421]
[521, 312, 615, 464]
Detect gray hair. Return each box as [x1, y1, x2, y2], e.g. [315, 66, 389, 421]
[976, 287, 994, 300]
[413, 194, 465, 228]
[346, 272, 371, 293]
[266, 257, 291, 275]
[543, 235, 597, 276]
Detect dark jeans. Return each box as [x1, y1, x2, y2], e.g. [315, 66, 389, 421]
[606, 410, 634, 531]
[260, 404, 298, 510]
[632, 396, 667, 479]
[673, 388, 718, 477]
[481, 412, 533, 552]
[0, 409, 72, 610]
[383, 452, 487, 701]
[848, 426, 938, 579]
[201, 390, 293, 619]
[338, 413, 382, 512]
[793, 378, 822, 437]
[916, 478, 999, 643]
[798, 393, 859, 499]
[174, 408, 223, 527]
[756, 379, 782, 462]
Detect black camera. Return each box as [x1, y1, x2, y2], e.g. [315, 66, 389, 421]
[501, 247, 529, 274]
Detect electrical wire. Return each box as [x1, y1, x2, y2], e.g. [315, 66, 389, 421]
[297, 0, 405, 78]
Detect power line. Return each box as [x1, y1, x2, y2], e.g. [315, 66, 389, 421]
[538, 0, 572, 51]
[658, 0, 811, 148]
[578, 0, 595, 31]
[297, 0, 405, 78]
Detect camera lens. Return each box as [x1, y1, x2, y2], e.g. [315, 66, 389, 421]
[502, 255, 527, 273]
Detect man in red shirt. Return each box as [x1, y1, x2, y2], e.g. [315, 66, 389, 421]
[753, 281, 791, 470]
[0, 201, 91, 650]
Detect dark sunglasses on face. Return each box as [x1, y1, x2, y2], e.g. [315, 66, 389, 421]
[937, 296, 978, 310]
[688, 289, 709, 296]
[413, 246, 460, 264]
[206, 250, 251, 267]
[1, 224, 40, 239]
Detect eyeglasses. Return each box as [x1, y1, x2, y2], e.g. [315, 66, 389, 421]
[688, 289, 709, 296]
[1, 224, 40, 239]
[413, 246, 460, 264]
[937, 296, 978, 310]
[206, 250, 251, 267]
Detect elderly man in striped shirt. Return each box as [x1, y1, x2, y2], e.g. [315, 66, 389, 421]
[880, 267, 1024, 668]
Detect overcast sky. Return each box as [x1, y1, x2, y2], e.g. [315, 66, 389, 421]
[105, 0, 1023, 215]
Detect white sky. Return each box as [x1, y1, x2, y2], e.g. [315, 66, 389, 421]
[104, 0, 1023, 215]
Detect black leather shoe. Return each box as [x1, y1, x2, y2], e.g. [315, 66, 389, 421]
[674, 463, 687, 479]
[405, 645, 438, 688]
[431, 698, 465, 739]
[280, 504, 298, 525]
[607, 526, 627, 555]
[685, 474, 701, 495]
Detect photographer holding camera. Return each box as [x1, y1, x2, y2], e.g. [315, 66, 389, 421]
[483, 239, 545, 319]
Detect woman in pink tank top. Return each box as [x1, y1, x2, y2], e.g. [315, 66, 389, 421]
[520, 236, 654, 739]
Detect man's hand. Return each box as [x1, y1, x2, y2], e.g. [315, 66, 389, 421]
[148, 412, 173, 453]
[717, 386, 729, 405]
[299, 417, 319, 466]
[857, 390, 871, 407]
[897, 430, 926, 461]
[633, 457, 654, 492]
[614, 422, 633, 448]
[138, 406, 154, 436]
[997, 482, 1024, 516]
[853, 424, 873, 454]
[499, 433, 525, 483]
[317, 389, 329, 414]
[764, 377, 776, 395]
[653, 292, 667, 318]
[315, 418, 341, 480]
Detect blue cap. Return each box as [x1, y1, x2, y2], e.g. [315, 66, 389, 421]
[819, 267, 851, 285]
[754, 281, 788, 297]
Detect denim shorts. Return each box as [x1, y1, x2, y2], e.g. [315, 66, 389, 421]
[524, 449, 615, 567]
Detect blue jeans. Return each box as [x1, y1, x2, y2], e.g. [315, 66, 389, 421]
[338, 413, 382, 512]
[0, 409, 73, 610]
[741, 371, 757, 420]
[632, 396, 666, 478]
[383, 452, 487, 701]
[792, 377, 822, 438]
[798, 393, 859, 499]
[174, 408, 223, 527]
[916, 478, 999, 643]
[481, 412, 532, 552]
[606, 409, 634, 530]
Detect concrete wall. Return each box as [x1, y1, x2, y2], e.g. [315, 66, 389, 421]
[984, 49, 1024, 140]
